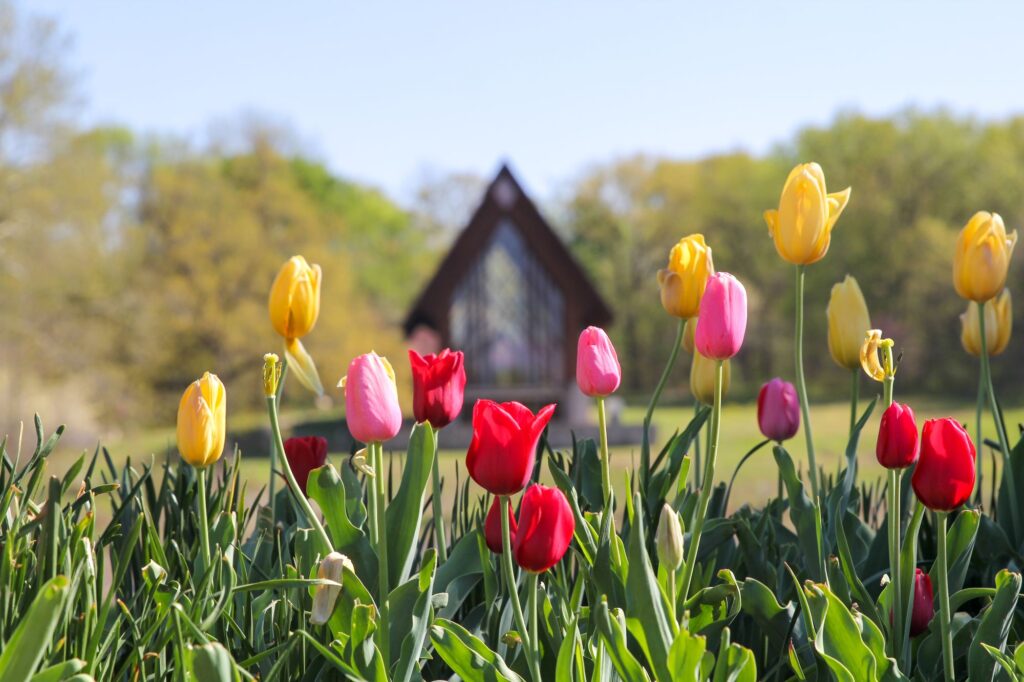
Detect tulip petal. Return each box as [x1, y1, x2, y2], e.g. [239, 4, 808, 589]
[285, 338, 325, 396]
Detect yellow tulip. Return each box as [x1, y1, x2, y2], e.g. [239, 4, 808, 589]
[859, 330, 895, 383]
[690, 350, 729, 405]
[681, 317, 696, 354]
[961, 289, 1012, 357]
[657, 234, 714, 319]
[954, 212, 1017, 302]
[763, 162, 851, 265]
[269, 255, 321, 340]
[826, 275, 871, 370]
[177, 372, 226, 468]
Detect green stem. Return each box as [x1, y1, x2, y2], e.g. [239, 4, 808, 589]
[888, 468, 903, 662]
[974, 371, 985, 504]
[196, 467, 212, 571]
[693, 402, 702, 489]
[978, 302, 1020, 537]
[642, 318, 686, 489]
[269, 358, 287, 522]
[668, 569, 677, 626]
[430, 433, 448, 562]
[266, 395, 333, 553]
[528, 572, 540, 671]
[936, 511, 954, 682]
[794, 265, 819, 498]
[596, 397, 612, 515]
[371, 442, 390, 664]
[849, 369, 859, 442]
[500, 496, 541, 682]
[678, 359, 724, 599]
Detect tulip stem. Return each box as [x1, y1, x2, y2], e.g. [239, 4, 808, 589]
[974, 372, 985, 504]
[794, 265, 819, 498]
[678, 359, 723, 600]
[693, 402, 702, 489]
[978, 303, 1020, 537]
[848, 369, 859, 443]
[887, 468, 903, 662]
[370, 441, 391, 665]
[935, 511, 954, 682]
[642, 318, 686, 491]
[429, 436, 448, 562]
[596, 397, 613, 518]
[528, 573, 540, 671]
[269, 357, 288, 522]
[196, 467, 212, 572]
[667, 568, 677, 625]
[500, 495, 541, 682]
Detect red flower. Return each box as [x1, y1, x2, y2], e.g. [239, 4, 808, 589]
[910, 568, 935, 636]
[283, 436, 328, 495]
[466, 400, 556, 495]
[484, 496, 517, 554]
[513, 485, 575, 573]
[911, 418, 975, 511]
[757, 378, 800, 442]
[409, 349, 467, 429]
[876, 402, 920, 469]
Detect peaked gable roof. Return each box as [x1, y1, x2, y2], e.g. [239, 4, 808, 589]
[403, 164, 612, 336]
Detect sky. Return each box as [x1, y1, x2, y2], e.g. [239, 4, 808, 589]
[26, 1, 1024, 203]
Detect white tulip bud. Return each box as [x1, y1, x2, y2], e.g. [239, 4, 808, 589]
[310, 552, 353, 625]
[656, 504, 684, 571]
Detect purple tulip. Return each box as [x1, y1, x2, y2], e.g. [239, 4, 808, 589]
[757, 378, 800, 442]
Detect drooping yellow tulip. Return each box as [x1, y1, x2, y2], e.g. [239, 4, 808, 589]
[859, 330, 895, 383]
[268, 255, 324, 395]
[657, 234, 714, 319]
[177, 372, 226, 468]
[961, 289, 1012, 357]
[763, 163, 851, 265]
[953, 212, 1017, 303]
[690, 350, 729, 405]
[826, 275, 871, 371]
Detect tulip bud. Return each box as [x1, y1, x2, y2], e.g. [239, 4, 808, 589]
[909, 568, 935, 637]
[695, 272, 747, 360]
[467, 400, 556, 496]
[911, 418, 975, 512]
[757, 378, 800, 442]
[961, 289, 1012, 357]
[827, 275, 871, 370]
[656, 504, 684, 571]
[859, 330, 894, 383]
[690, 351, 730, 406]
[310, 552, 353, 626]
[657, 234, 714, 319]
[876, 402, 919, 469]
[340, 352, 403, 444]
[576, 326, 622, 398]
[484, 496, 517, 554]
[512, 485, 575, 573]
[177, 372, 226, 469]
[269, 255, 321, 341]
[409, 349, 467, 429]
[763, 162, 851, 265]
[954, 211, 1017, 303]
[284, 436, 329, 496]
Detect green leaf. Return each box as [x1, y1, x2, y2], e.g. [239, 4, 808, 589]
[968, 569, 1022, 682]
[982, 643, 1020, 682]
[944, 509, 980, 594]
[627, 492, 674, 681]
[386, 423, 436, 586]
[593, 601, 651, 682]
[712, 639, 757, 682]
[773, 446, 823, 581]
[393, 550, 437, 681]
[189, 642, 241, 682]
[667, 628, 707, 681]
[28, 659, 87, 682]
[0, 575, 70, 682]
[307, 462, 376, 577]
[429, 618, 524, 682]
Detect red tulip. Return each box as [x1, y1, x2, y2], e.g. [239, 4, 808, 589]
[876, 402, 920, 469]
[910, 568, 935, 636]
[576, 326, 621, 398]
[409, 349, 467, 429]
[466, 400, 556, 495]
[484, 496, 517, 554]
[911, 418, 975, 511]
[513, 485, 575, 573]
[757, 378, 800, 442]
[695, 272, 747, 360]
[283, 436, 328, 496]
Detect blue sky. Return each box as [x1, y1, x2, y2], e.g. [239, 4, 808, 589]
[28, 1, 1024, 202]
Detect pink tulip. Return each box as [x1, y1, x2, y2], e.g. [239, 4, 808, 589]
[757, 378, 800, 442]
[576, 326, 622, 398]
[342, 352, 403, 443]
[695, 272, 747, 360]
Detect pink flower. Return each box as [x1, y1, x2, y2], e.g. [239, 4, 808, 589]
[342, 352, 402, 444]
[757, 378, 800, 442]
[576, 326, 621, 398]
[694, 273, 747, 360]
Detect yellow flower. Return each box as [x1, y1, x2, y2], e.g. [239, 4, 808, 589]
[690, 350, 729, 405]
[657, 234, 714, 319]
[269, 256, 322, 340]
[954, 212, 1017, 302]
[763, 162, 851, 265]
[177, 372, 226, 468]
[859, 330, 894, 383]
[961, 289, 1012, 357]
[826, 275, 871, 371]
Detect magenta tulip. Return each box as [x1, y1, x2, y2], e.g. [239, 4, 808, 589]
[757, 378, 800, 442]
[576, 326, 621, 398]
[695, 272, 747, 360]
[342, 352, 403, 444]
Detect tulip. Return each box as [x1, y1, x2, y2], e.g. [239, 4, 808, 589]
[269, 255, 324, 394]
[466, 400, 556, 495]
[695, 272, 747, 360]
[961, 289, 1012, 357]
[409, 349, 467, 429]
[177, 372, 226, 469]
[910, 568, 935, 637]
[657, 234, 714, 319]
[576, 327, 622, 398]
[859, 329, 893, 383]
[757, 378, 800, 442]
[484, 496, 517, 554]
[309, 552, 353, 626]
[876, 403, 919, 469]
[283, 436, 328, 496]
[763, 162, 851, 265]
[690, 351, 730, 405]
[954, 211, 1017, 303]
[656, 504, 684, 571]
[682, 317, 696, 354]
[911, 418, 975, 511]
[513, 485, 575, 573]
[827, 275, 872, 370]
[340, 353, 403, 444]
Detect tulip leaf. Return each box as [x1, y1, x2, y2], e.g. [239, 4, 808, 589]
[593, 600, 652, 682]
[189, 642, 242, 682]
[429, 618, 524, 682]
[27, 659, 87, 682]
[773, 445, 823, 581]
[307, 463, 376, 578]
[666, 628, 708, 680]
[944, 509, 981, 595]
[386, 422, 436, 586]
[626, 491, 674, 682]
[393, 550, 437, 681]
[711, 638, 757, 682]
[0, 575, 70, 682]
[969, 569, 1022, 682]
